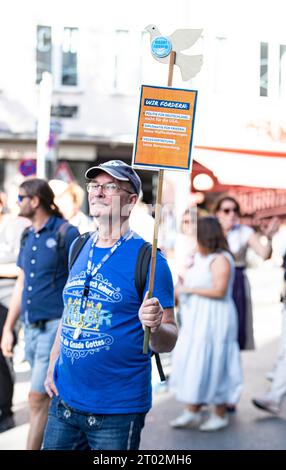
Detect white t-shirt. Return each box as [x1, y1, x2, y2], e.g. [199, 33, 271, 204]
[227, 224, 254, 255]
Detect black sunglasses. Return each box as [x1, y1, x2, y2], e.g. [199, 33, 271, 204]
[18, 195, 32, 203]
[221, 207, 239, 214]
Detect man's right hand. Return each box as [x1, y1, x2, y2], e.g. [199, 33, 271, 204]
[1, 329, 14, 357]
[44, 364, 59, 398]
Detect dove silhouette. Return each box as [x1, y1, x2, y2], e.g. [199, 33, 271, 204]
[145, 24, 203, 81]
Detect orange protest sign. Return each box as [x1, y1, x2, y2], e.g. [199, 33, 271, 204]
[133, 85, 197, 171]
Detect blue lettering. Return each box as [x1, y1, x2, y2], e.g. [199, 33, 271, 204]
[144, 98, 190, 110]
[145, 99, 159, 106]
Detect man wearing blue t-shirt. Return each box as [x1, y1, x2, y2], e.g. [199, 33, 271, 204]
[43, 160, 177, 450]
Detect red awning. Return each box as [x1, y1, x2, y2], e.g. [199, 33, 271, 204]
[194, 145, 286, 190]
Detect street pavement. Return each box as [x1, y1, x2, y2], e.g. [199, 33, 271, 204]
[141, 264, 286, 450]
[1, 264, 286, 450]
[141, 341, 286, 450]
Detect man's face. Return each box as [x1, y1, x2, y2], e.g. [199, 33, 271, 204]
[17, 190, 36, 219]
[88, 172, 136, 224]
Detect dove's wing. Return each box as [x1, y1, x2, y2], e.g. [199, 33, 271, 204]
[169, 29, 202, 52]
[175, 53, 203, 81]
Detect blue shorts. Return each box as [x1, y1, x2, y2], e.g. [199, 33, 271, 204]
[24, 319, 60, 393]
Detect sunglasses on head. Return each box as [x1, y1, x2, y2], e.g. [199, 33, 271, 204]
[221, 207, 239, 214]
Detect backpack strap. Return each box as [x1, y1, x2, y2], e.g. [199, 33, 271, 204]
[56, 221, 73, 252]
[20, 227, 31, 250]
[68, 231, 93, 270]
[52, 221, 76, 287]
[135, 242, 152, 300]
[154, 351, 165, 382]
[135, 242, 166, 382]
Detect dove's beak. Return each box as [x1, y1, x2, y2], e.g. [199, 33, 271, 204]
[144, 24, 153, 32]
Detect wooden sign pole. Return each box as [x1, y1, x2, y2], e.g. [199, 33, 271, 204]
[143, 51, 176, 354]
[167, 51, 176, 87]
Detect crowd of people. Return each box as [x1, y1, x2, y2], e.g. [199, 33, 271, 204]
[0, 162, 285, 449]
[0, 162, 177, 450]
[170, 197, 285, 430]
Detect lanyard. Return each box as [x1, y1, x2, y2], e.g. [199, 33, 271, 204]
[73, 229, 132, 339]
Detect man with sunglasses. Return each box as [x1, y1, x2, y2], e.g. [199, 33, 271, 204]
[1, 178, 79, 449]
[43, 160, 177, 450]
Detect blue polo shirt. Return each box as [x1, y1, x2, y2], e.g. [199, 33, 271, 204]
[17, 215, 79, 324]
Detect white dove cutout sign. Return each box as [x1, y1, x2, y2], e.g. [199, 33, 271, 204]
[145, 24, 203, 81]
[133, 24, 202, 173]
[136, 25, 203, 354]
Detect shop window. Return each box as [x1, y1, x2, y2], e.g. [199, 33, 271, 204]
[260, 42, 268, 97]
[36, 25, 52, 84]
[61, 27, 79, 86]
[113, 30, 138, 94]
[280, 44, 286, 98]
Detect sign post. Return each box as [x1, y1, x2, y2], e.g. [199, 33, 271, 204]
[36, 72, 52, 178]
[144, 53, 174, 353]
[133, 27, 202, 354]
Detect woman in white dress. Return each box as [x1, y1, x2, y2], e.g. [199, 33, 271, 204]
[170, 217, 242, 431]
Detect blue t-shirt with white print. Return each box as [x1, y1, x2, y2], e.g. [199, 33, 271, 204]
[54, 233, 174, 414]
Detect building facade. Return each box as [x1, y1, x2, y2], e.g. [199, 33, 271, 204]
[0, 0, 285, 211]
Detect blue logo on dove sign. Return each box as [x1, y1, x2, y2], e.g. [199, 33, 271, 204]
[151, 36, 172, 58]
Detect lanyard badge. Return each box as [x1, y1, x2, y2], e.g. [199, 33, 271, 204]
[72, 230, 132, 340]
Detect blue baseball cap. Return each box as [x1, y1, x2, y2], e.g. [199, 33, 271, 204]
[85, 160, 142, 195]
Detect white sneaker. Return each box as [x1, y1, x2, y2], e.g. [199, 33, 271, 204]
[169, 410, 202, 428]
[199, 414, 229, 432]
[252, 397, 280, 415]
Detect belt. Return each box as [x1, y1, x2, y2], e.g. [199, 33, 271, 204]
[0, 276, 17, 279]
[29, 320, 48, 331]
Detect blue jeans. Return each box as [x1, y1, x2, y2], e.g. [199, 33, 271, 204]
[43, 396, 146, 450]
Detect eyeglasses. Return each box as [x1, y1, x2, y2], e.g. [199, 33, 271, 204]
[86, 182, 134, 195]
[18, 195, 32, 203]
[220, 207, 239, 214]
